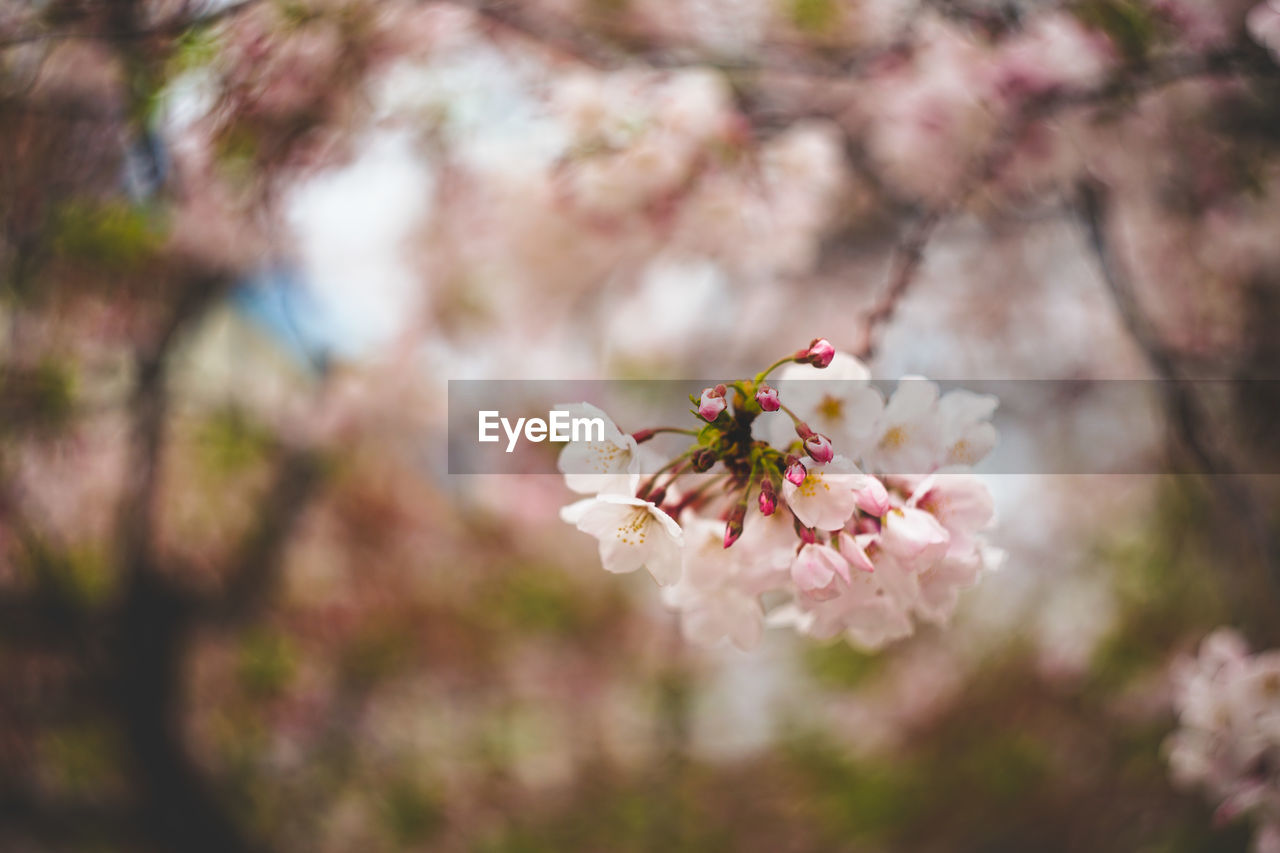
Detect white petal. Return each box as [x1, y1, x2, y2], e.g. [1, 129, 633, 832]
[880, 507, 950, 565]
[782, 456, 864, 531]
[844, 599, 915, 649]
[643, 523, 684, 586]
[726, 593, 765, 650]
[911, 475, 995, 534]
[559, 498, 598, 524]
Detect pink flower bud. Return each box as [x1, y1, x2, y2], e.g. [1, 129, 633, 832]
[792, 515, 817, 544]
[691, 448, 718, 472]
[755, 384, 780, 412]
[802, 338, 835, 368]
[723, 504, 746, 549]
[697, 385, 727, 422]
[803, 433, 834, 464]
[758, 479, 777, 516]
[854, 476, 890, 517]
[784, 456, 807, 486]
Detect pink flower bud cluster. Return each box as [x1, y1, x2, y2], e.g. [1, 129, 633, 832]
[558, 341, 1002, 651]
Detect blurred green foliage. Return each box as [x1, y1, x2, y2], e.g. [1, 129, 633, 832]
[340, 622, 414, 689]
[789, 0, 838, 34]
[51, 201, 164, 272]
[380, 775, 445, 846]
[20, 540, 115, 607]
[238, 629, 298, 699]
[803, 640, 885, 689]
[197, 408, 275, 478]
[1088, 480, 1232, 692]
[476, 766, 731, 853]
[1075, 0, 1160, 63]
[488, 566, 590, 636]
[478, 562, 627, 641]
[169, 25, 222, 75]
[2, 358, 77, 431]
[40, 723, 123, 795]
[783, 731, 922, 844]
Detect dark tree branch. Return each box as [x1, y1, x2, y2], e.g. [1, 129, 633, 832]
[0, 787, 142, 846]
[1076, 178, 1280, 628]
[200, 447, 326, 625]
[850, 210, 942, 360]
[114, 569, 266, 853]
[91, 4, 271, 848]
[451, 0, 910, 76]
[1076, 180, 1222, 475]
[0, 0, 262, 50]
[848, 42, 1276, 362]
[117, 273, 228, 579]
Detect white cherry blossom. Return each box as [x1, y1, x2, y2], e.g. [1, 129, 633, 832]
[1249, 1, 1280, 61]
[880, 506, 950, 567]
[663, 516, 765, 650]
[865, 377, 944, 475]
[781, 455, 867, 531]
[1167, 628, 1280, 851]
[556, 350, 1000, 652]
[560, 493, 683, 585]
[791, 543, 851, 601]
[555, 401, 641, 496]
[937, 390, 999, 468]
[766, 352, 884, 457]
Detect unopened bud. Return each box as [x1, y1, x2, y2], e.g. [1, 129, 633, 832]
[784, 456, 807, 486]
[803, 433, 834, 464]
[691, 447, 717, 472]
[758, 479, 777, 516]
[797, 338, 835, 368]
[854, 476, 890, 517]
[792, 515, 817, 545]
[697, 384, 727, 422]
[723, 504, 746, 549]
[755, 384, 780, 412]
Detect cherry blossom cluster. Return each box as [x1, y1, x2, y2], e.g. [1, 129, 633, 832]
[557, 340, 1004, 651]
[1167, 629, 1280, 853]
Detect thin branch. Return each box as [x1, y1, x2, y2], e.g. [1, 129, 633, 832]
[1076, 179, 1230, 476]
[0, 0, 262, 50]
[848, 43, 1274, 361]
[1076, 177, 1280, 621]
[0, 787, 141, 846]
[200, 447, 326, 625]
[451, 0, 910, 76]
[117, 273, 228, 577]
[850, 210, 942, 360]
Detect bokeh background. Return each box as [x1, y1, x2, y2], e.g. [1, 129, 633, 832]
[2, 0, 1280, 850]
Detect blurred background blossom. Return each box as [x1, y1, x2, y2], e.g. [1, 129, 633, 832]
[2, 0, 1280, 850]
